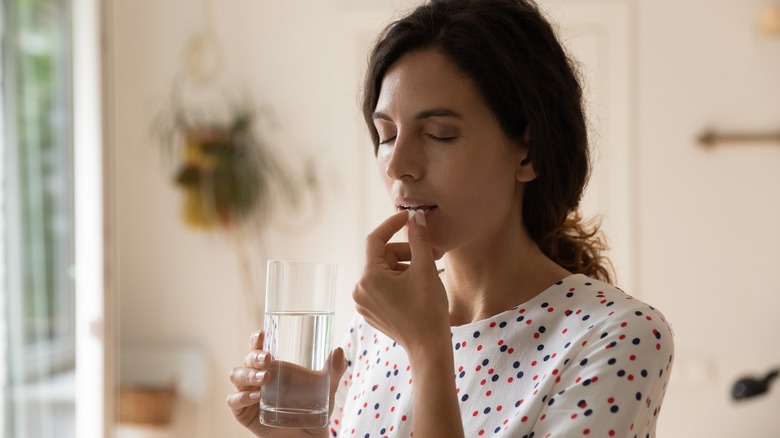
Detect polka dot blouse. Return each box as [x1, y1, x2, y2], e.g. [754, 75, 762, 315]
[329, 274, 674, 437]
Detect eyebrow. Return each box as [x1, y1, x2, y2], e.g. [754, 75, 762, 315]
[372, 108, 462, 121]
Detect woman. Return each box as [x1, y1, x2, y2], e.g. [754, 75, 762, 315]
[228, 0, 674, 436]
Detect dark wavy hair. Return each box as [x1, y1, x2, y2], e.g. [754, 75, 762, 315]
[362, 0, 613, 282]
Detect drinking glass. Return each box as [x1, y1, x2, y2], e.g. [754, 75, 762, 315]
[259, 260, 337, 428]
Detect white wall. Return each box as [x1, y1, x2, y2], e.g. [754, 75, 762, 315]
[108, 0, 780, 436]
[108, 1, 378, 436]
[636, 1, 780, 436]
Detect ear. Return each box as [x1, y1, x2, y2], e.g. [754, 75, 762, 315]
[515, 130, 537, 183]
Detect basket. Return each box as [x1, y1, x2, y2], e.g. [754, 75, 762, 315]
[118, 385, 176, 426]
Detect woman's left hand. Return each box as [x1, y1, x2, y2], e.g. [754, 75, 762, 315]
[352, 210, 450, 356]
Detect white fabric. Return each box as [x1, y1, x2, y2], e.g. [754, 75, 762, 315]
[329, 274, 674, 437]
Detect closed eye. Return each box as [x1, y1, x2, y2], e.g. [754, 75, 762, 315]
[378, 136, 396, 145]
[426, 134, 456, 143]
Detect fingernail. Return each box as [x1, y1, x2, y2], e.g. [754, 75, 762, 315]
[256, 351, 268, 363]
[414, 210, 426, 227]
[248, 391, 261, 400]
[254, 370, 265, 382]
[251, 330, 260, 342]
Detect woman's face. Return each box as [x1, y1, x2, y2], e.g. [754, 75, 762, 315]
[373, 49, 534, 254]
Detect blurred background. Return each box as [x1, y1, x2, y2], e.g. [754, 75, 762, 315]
[1, 0, 779, 436]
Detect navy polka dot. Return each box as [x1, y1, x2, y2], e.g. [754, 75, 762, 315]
[328, 274, 674, 438]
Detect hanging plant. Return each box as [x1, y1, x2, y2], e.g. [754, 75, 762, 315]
[155, 102, 303, 232]
[150, 1, 323, 331]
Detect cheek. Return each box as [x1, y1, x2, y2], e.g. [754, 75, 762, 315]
[375, 153, 392, 191]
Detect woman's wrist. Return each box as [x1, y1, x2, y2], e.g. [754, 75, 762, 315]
[407, 329, 465, 438]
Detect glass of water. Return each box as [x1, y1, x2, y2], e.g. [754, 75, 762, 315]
[259, 260, 337, 428]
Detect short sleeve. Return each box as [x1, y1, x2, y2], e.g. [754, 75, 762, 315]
[528, 305, 674, 437]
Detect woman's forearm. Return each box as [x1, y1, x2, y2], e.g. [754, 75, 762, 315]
[407, 335, 465, 438]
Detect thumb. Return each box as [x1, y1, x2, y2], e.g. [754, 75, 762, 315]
[329, 347, 348, 399]
[407, 209, 437, 272]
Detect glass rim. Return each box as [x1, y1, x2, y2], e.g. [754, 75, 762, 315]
[267, 260, 338, 267]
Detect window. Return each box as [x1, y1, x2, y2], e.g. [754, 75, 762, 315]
[1, 0, 76, 436]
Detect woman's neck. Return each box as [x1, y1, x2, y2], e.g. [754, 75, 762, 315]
[441, 229, 570, 327]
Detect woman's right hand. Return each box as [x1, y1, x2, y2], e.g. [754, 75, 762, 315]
[227, 330, 348, 437]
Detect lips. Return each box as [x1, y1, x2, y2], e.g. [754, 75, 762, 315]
[395, 197, 438, 214]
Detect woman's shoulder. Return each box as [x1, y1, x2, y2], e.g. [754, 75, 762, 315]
[554, 274, 670, 322]
[555, 274, 674, 352]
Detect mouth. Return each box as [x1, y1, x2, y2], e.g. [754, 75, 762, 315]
[397, 203, 438, 214]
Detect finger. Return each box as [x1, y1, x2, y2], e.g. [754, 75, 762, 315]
[243, 349, 270, 369]
[328, 348, 348, 414]
[407, 210, 437, 273]
[329, 348, 348, 392]
[365, 211, 409, 264]
[248, 330, 264, 350]
[226, 390, 262, 412]
[230, 366, 268, 391]
[384, 242, 411, 268]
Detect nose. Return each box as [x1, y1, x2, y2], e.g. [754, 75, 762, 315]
[383, 132, 423, 181]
